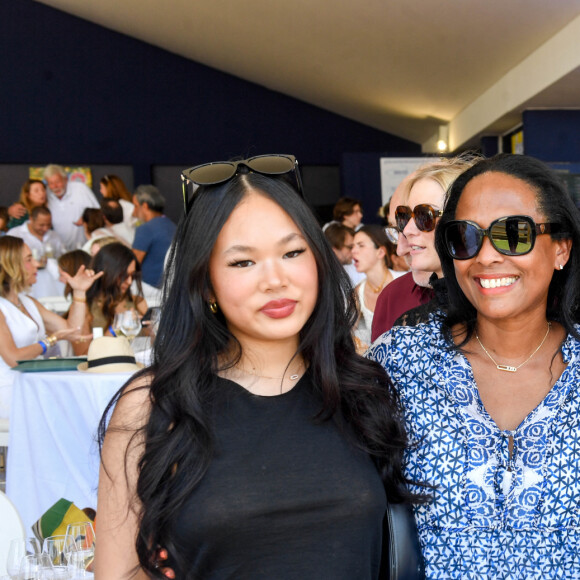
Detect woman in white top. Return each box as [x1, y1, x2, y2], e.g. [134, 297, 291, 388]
[0, 236, 100, 418]
[99, 174, 136, 230]
[351, 224, 405, 350]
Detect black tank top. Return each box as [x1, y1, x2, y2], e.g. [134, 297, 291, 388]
[165, 371, 386, 578]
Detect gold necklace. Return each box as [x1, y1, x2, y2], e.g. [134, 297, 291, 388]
[475, 322, 551, 372]
[235, 360, 304, 381]
[8, 297, 25, 311]
[367, 270, 389, 293]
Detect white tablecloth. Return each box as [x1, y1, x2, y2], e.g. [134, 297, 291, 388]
[6, 370, 133, 533]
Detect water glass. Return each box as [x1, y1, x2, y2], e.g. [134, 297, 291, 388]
[6, 538, 41, 579]
[18, 553, 53, 579]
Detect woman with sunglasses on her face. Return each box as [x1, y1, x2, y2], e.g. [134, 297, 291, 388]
[368, 154, 580, 578]
[95, 155, 421, 579]
[382, 156, 479, 331]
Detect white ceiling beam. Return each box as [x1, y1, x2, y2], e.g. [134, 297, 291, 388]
[444, 12, 580, 151]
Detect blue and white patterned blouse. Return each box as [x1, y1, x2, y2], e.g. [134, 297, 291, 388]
[367, 316, 580, 579]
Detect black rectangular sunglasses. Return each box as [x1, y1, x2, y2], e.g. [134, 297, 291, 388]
[181, 154, 304, 214]
[443, 215, 560, 260]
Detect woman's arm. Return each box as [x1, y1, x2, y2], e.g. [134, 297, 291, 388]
[0, 309, 47, 366]
[135, 297, 149, 317]
[62, 265, 103, 332]
[95, 376, 152, 579]
[37, 266, 102, 355]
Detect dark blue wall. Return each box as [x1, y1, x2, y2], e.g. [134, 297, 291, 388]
[0, 0, 420, 172]
[523, 110, 580, 162]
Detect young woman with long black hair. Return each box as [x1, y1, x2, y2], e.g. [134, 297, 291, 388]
[95, 155, 419, 578]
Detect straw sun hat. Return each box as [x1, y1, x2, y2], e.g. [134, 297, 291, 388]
[77, 336, 144, 373]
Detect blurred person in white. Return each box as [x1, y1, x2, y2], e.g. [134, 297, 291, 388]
[0, 236, 99, 419]
[44, 164, 100, 251]
[101, 198, 135, 245]
[9, 206, 64, 261]
[99, 174, 136, 230]
[351, 224, 405, 350]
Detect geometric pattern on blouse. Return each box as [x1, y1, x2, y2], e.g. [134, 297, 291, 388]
[367, 316, 580, 579]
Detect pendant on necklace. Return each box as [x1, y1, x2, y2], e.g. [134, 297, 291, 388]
[496, 364, 517, 372]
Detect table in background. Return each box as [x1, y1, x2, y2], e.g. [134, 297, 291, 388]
[6, 370, 133, 533]
[29, 259, 66, 300]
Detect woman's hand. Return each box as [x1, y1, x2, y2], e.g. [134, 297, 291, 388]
[53, 326, 94, 344]
[62, 265, 104, 293]
[8, 202, 26, 219]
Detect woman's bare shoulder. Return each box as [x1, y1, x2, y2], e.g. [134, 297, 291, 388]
[108, 372, 154, 430]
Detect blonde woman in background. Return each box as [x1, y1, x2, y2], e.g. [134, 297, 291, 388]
[7, 179, 48, 229]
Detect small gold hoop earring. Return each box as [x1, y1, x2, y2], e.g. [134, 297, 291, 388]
[209, 301, 218, 314]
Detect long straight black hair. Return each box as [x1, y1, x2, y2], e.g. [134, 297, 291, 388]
[99, 172, 419, 576]
[434, 153, 580, 346]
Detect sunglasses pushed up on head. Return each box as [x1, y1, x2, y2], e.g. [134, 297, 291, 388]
[442, 215, 560, 260]
[181, 154, 304, 214]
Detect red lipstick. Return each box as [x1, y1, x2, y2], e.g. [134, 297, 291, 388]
[260, 299, 297, 319]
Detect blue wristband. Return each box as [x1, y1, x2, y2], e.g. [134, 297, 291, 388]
[38, 340, 47, 354]
[108, 325, 117, 337]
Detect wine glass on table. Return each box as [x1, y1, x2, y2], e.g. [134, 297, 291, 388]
[118, 309, 142, 345]
[64, 522, 95, 578]
[6, 537, 41, 579]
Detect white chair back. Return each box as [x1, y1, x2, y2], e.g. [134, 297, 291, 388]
[0, 417, 8, 448]
[0, 491, 25, 575]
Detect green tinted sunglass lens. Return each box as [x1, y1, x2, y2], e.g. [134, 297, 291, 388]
[491, 219, 532, 255]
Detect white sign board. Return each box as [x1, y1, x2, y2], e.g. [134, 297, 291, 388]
[379, 157, 430, 205]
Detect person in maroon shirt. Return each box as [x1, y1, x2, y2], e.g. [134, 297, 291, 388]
[371, 271, 434, 341]
[371, 171, 434, 342]
[371, 155, 479, 342]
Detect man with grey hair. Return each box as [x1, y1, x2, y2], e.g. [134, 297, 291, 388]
[132, 185, 176, 288]
[44, 164, 99, 250]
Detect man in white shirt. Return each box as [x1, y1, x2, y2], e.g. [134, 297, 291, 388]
[9, 206, 65, 259]
[44, 164, 99, 251]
